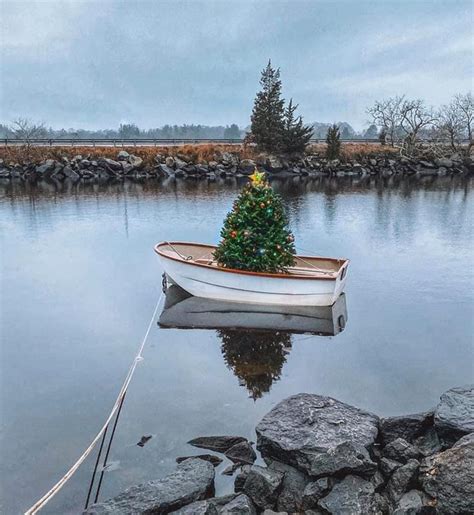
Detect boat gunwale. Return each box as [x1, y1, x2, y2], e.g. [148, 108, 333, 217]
[154, 241, 349, 281]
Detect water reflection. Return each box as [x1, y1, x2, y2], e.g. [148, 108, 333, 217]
[159, 285, 348, 398]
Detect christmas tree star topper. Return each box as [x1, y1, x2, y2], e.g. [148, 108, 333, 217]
[249, 168, 265, 186]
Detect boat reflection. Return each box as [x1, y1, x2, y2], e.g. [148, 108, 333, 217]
[159, 285, 348, 399]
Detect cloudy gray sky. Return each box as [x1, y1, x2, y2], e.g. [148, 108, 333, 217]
[0, 0, 472, 130]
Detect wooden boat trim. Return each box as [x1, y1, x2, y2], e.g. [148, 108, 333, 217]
[154, 241, 349, 281]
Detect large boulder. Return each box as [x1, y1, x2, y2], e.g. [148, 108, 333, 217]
[36, 159, 56, 174]
[256, 393, 379, 476]
[243, 465, 284, 510]
[219, 494, 256, 515]
[318, 475, 382, 514]
[224, 441, 256, 465]
[239, 159, 256, 175]
[419, 433, 474, 514]
[188, 435, 247, 453]
[380, 412, 433, 445]
[83, 458, 215, 514]
[434, 384, 474, 445]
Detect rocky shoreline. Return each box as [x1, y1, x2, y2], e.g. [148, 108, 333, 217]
[84, 384, 473, 514]
[1, 149, 473, 183]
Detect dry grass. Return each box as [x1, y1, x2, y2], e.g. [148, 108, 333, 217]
[0, 142, 397, 166]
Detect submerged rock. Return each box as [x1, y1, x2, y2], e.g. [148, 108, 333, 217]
[434, 384, 474, 446]
[83, 458, 215, 514]
[256, 393, 379, 476]
[419, 433, 474, 514]
[188, 435, 247, 453]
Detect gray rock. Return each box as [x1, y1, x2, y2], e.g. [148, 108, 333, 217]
[220, 494, 256, 515]
[234, 465, 252, 493]
[267, 460, 309, 512]
[386, 459, 419, 504]
[393, 489, 435, 515]
[370, 470, 385, 492]
[157, 164, 175, 177]
[318, 475, 379, 514]
[225, 441, 256, 465]
[176, 454, 222, 467]
[243, 465, 284, 509]
[435, 157, 453, 168]
[83, 458, 215, 514]
[256, 393, 379, 475]
[383, 438, 420, 463]
[434, 384, 474, 446]
[380, 457, 402, 478]
[128, 155, 143, 169]
[302, 478, 331, 509]
[188, 435, 247, 453]
[414, 428, 441, 457]
[239, 159, 256, 175]
[222, 463, 241, 476]
[380, 412, 433, 444]
[309, 441, 377, 477]
[63, 165, 80, 180]
[120, 162, 134, 174]
[165, 156, 175, 168]
[419, 160, 435, 168]
[98, 157, 122, 171]
[419, 433, 474, 514]
[117, 150, 130, 160]
[174, 157, 187, 169]
[171, 500, 218, 515]
[36, 159, 56, 174]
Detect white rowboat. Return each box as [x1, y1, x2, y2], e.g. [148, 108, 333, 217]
[155, 241, 349, 307]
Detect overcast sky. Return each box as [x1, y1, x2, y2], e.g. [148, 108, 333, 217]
[0, 0, 472, 130]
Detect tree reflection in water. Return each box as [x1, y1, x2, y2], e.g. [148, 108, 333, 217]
[218, 329, 292, 400]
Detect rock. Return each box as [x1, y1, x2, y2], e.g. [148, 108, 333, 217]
[243, 465, 284, 509]
[157, 164, 175, 177]
[171, 500, 218, 514]
[318, 475, 379, 514]
[371, 470, 385, 492]
[176, 454, 223, 467]
[434, 384, 474, 446]
[222, 463, 241, 476]
[256, 393, 379, 476]
[98, 157, 122, 172]
[383, 438, 420, 463]
[174, 157, 187, 169]
[165, 156, 175, 168]
[36, 159, 56, 174]
[128, 155, 143, 169]
[220, 152, 238, 167]
[182, 164, 197, 175]
[393, 489, 435, 515]
[385, 459, 419, 504]
[220, 494, 256, 515]
[380, 412, 433, 445]
[224, 441, 256, 465]
[117, 150, 130, 160]
[121, 161, 134, 174]
[63, 165, 80, 180]
[419, 433, 474, 514]
[308, 441, 377, 478]
[419, 160, 435, 168]
[188, 436, 247, 453]
[136, 435, 153, 447]
[83, 458, 214, 514]
[264, 155, 283, 172]
[239, 159, 256, 175]
[267, 460, 309, 512]
[380, 457, 402, 478]
[302, 478, 331, 509]
[195, 165, 209, 174]
[414, 428, 441, 457]
[234, 465, 252, 492]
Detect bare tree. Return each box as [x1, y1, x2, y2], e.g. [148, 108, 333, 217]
[398, 99, 437, 154]
[367, 96, 404, 146]
[436, 100, 464, 152]
[10, 118, 46, 148]
[454, 92, 473, 153]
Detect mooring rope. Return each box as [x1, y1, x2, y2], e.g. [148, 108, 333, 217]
[24, 290, 164, 515]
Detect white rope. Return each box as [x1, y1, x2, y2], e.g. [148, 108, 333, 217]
[24, 290, 164, 515]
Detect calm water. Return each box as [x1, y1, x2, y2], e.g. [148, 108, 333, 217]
[1, 176, 473, 514]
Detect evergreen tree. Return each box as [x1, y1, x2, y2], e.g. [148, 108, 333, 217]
[326, 124, 341, 159]
[250, 60, 285, 152]
[213, 170, 296, 273]
[282, 99, 314, 154]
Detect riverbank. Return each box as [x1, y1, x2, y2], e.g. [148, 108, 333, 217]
[0, 145, 472, 183]
[84, 385, 473, 514]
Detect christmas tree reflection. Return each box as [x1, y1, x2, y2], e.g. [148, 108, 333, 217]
[218, 329, 292, 400]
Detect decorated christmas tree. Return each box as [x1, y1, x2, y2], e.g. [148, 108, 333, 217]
[213, 170, 296, 273]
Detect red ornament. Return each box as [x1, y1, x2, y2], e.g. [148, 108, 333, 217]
[231, 230, 237, 238]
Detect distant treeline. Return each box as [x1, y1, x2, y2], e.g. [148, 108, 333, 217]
[0, 121, 380, 141]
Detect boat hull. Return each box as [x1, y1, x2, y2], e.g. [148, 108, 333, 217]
[157, 245, 348, 306]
